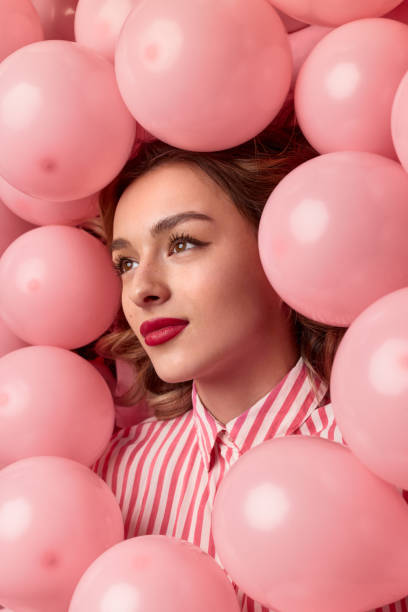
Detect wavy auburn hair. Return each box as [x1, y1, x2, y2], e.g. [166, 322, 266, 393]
[91, 103, 347, 420]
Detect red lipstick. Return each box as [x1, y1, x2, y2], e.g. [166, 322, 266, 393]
[140, 318, 189, 347]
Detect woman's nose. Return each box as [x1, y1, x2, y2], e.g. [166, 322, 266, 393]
[127, 262, 171, 307]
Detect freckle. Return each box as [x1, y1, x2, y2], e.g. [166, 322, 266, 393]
[144, 43, 159, 61]
[40, 550, 59, 568]
[399, 353, 408, 369]
[0, 392, 8, 406]
[27, 279, 41, 292]
[39, 158, 57, 172]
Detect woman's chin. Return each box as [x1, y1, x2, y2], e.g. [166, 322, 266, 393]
[154, 367, 194, 385]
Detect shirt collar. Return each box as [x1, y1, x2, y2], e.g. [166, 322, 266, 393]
[192, 356, 328, 472]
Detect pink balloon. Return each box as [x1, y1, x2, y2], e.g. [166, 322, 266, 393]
[331, 288, 408, 490]
[0, 456, 124, 612]
[31, 0, 79, 41]
[0, 198, 34, 257]
[0, 315, 28, 358]
[0, 0, 44, 62]
[386, 0, 408, 22]
[0, 225, 121, 348]
[268, 0, 403, 26]
[289, 25, 332, 89]
[69, 535, 240, 612]
[0, 346, 115, 469]
[295, 18, 408, 158]
[75, 0, 137, 62]
[258, 151, 408, 326]
[0, 175, 99, 226]
[114, 359, 153, 428]
[392, 70, 408, 171]
[90, 357, 116, 395]
[0, 40, 136, 201]
[115, 359, 136, 396]
[115, 0, 292, 151]
[114, 401, 152, 429]
[212, 436, 408, 611]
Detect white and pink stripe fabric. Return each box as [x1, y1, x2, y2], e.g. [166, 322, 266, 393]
[91, 356, 408, 612]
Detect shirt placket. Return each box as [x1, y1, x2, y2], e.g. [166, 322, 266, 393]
[214, 429, 241, 468]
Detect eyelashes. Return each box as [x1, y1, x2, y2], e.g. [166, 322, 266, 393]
[111, 231, 208, 276]
[168, 231, 203, 252]
[111, 258, 133, 276]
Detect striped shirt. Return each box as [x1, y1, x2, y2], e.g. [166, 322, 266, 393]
[91, 356, 408, 612]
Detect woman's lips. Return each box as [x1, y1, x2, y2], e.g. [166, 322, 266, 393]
[144, 323, 189, 346]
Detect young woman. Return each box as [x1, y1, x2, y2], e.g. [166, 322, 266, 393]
[90, 108, 405, 611]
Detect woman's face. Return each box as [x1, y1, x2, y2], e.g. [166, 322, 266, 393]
[111, 161, 286, 383]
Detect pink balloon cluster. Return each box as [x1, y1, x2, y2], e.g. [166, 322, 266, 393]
[242, 7, 408, 607]
[1, 0, 408, 611]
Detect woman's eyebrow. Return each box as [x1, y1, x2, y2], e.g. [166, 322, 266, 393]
[110, 211, 214, 253]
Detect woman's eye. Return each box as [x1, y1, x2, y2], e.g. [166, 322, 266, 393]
[112, 258, 137, 276]
[168, 232, 200, 255]
[171, 238, 194, 254]
[122, 260, 137, 272]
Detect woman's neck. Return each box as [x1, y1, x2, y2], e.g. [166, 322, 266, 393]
[193, 317, 300, 426]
